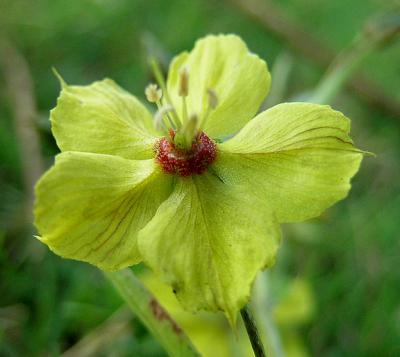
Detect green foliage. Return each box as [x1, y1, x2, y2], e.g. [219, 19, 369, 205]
[1, 0, 399, 356]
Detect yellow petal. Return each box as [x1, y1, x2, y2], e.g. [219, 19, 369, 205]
[51, 78, 158, 159]
[34, 152, 172, 270]
[216, 102, 364, 223]
[138, 173, 280, 325]
[167, 34, 271, 139]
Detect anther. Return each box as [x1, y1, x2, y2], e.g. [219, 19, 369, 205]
[145, 83, 162, 103]
[199, 88, 219, 130]
[207, 88, 218, 109]
[178, 67, 189, 97]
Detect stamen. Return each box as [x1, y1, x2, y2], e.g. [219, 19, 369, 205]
[145, 83, 162, 103]
[150, 58, 169, 97]
[154, 105, 175, 135]
[174, 114, 198, 150]
[150, 58, 181, 128]
[200, 88, 219, 129]
[145, 83, 176, 129]
[184, 114, 198, 148]
[181, 97, 188, 124]
[178, 67, 189, 97]
[178, 68, 190, 124]
[207, 88, 218, 109]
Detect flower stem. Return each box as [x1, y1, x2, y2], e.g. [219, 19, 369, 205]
[253, 272, 284, 357]
[311, 13, 400, 104]
[105, 269, 199, 357]
[241, 304, 267, 357]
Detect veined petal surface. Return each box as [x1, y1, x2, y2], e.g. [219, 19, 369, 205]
[167, 34, 271, 139]
[51, 78, 158, 160]
[34, 152, 172, 270]
[216, 103, 364, 223]
[138, 173, 281, 324]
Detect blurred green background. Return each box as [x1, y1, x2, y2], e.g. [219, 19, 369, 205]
[0, 0, 399, 356]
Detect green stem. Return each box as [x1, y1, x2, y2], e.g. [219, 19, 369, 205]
[310, 39, 372, 104]
[253, 272, 284, 357]
[241, 304, 267, 357]
[311, 13, 400, 104]
[105, 269, 199, 357]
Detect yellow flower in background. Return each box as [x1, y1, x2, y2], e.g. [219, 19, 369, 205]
[34, 34, 365, 324]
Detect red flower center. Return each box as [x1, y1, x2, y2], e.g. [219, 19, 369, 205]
[155, 131, 217, 177]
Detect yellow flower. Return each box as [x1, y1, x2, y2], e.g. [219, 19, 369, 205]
[34, 34, 365, 324]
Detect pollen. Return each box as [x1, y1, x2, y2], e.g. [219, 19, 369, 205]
[155, 131, 217, 177]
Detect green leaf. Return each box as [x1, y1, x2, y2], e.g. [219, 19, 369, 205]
[138, 173, 281, 325]
[216, 102, 364, 222]
[167, 34, 271, 139]
[34, 152, 172, 270]
[51, 77, 158, 160]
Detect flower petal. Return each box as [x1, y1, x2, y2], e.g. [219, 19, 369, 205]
[138, 173, 280, 324]
[34, 152, 172, 270]
[167, 34, 271, 139]
[216, 102, 364, 223]
[51, 78, 158, 159]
